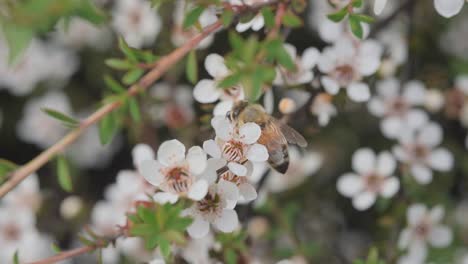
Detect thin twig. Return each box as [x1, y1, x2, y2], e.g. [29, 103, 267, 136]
[28, 245, 97, 264]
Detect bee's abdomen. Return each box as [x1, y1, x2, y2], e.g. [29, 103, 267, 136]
[269, 145, 289, 174]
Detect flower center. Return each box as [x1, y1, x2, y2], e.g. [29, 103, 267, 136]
[222, 85, 243, 101]
[222, 140, 245, 162]
[410, 144, 429, 162]
[388, 97, 409, 116]
[3, 224, 20, 240]
[164, 104, 189, 128]
[332, 64, 356, 86]
[221, 171, 247, 186]
[165, 167, 192, 194]
[414, 221, 430, 239]
[196, 192, 222, 215]
[129, 9, 142, 26]
[364, 173, 384, 192]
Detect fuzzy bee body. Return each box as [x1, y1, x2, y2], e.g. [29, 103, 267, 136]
[228, 101, 307, 174]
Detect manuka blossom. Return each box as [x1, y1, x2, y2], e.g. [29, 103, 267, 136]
[310, 93, 337, 126]
[273, 44, 320, 86]
[393, 122, 454, 185]
[185, 180, 239, 238]
[398, 204, 453, 263]
[375, 0, 466, 18]
[138, 139, 209, 202]
[230, 0, 268, 32]
[368, 78, 429, 139]
[337, 148, 400, 211]
[193, 54, 245, 116]
[318, 37, 383, 102]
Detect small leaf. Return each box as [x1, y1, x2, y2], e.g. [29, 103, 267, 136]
[1, 22, 34, 64]
[13, 251, 19, 264]
[261, 7, 275, 28]
[98, 112, 118, 145]
[327, 8, 348, 22]
[282, 11, 303, 27]
[158, 237, 171, 258]
[228, 31, 244, 51]
[105, 59, 134, 70]
[221, 9, 234, 27]
[118, 37, 138, 62]
[218, 72, 242, 89]
[268, 39, 295, 70]
[51, 243, 62, 253]
[225, 249, 237, 264]
[104, 75, 126, 94]
[352, 0, 363, 8]
[57, 155, 72, 192]
[354, 14, 375, 24]
[183, 6, 205, 29]
[349, 14, 364, 39]
[42, 108, 79, 128]
[122, 69, 144, 85]
[186, 50, 198, 84]
[128, 98, 141, 122]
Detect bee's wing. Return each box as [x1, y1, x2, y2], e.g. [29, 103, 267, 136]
[276, 120, 308, 147]
[257, 120, 289, 172]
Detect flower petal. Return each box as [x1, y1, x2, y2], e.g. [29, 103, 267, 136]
[301, 47, 320, 70]
[428, 226, 453, 247]
[239, 183, 257, 202]
[407, 204, 427, 226]
[188, 179, 209, 201]
[132, 144, 155, 167]
[429, 205, 445, 223]
[187, 146, 207, 175]
[205, 53, 229, 78]
[403, 80, 426, 105]
[203, 139, 222, 159]
[157, 139, 186, 166]
[376, 151, 396, 176]
[380, 177, 400, 198]
[246, 144, 269, 162]
[212, 117, 234, 141]
[374, 0, 388, 15]
[187, 216, 210, 239]
[214, 209, 238, 233]
[347, 82, 371, 102]
[352, 148, 376, 175]
[239, 122, 262, 144]
[418, 122, 443, 148]
[213, 100, 233, 116]
[428, 148, 453, 172]
[138, 160, 164, 186]
[352, 191, 377, 211]
[218, 180, 239, 202]
[398, 228, 412, 249]
[411, 164, 433, 185]
[321, 76, 340, 95]
[193, 79, 221, 103]
[337, 173, 364, 197]
[228, 162, 247, 176]
[434, 0, 465, 18]
[153, 192, 179, 204]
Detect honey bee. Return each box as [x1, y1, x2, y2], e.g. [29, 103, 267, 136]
[227, 101, 308, 174]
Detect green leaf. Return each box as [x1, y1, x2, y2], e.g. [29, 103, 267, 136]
[1, 22, 34, 64]
[221, 9, 234, 27]
[282, 11, 303, 27]
[122, 69, 144, 85]
[74, 0, 107, 24]
[267, 39, 295, 70]
[51, 243, 62, 253]
[57, 155, 72, 192]
[104, 75, 126, 94]
[183, 6, 205, 29]
[354, 14, 375, 24]
[228, 31, 244, 52]
[118, 37, 138, 62]
[128, 98, 141, 123]
[261, 7, 275, 28]
[105, 59, 134, 70]
[186, 50, 198, 84]
[98, 112, 118, 145]
[218, 72, 243, 89]
[224, 249, 237, 264]
[327, 8, 348, 22]
[13, 251, 19, 264]
[349, 14, 364, 39]
[158, 237, 171, 258]
[42, 108, 79, 128]
[352, 0, 363, 8]
[0, 159, 18, 179]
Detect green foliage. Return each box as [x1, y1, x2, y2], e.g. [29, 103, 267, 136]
[42, 108, 80, 128]
[12, 251, 19, 264]
[0, 159, 18, 184]
[327, 7, 348, 23]
[261, 7, 275, 28]
[216, 231, 248, 264]
[98, 112, 120, 145]
[353, 247, 386, 264]
[349, 14, 364, 39]
[186, 50, 198, 84]
[183, 6, 205, 29]
[326, 1, 375, 39]
[57, 155, 73, 192]
[128, 203, 193, 259]
[221, 9, 235, 27]
[282, 11, 303, 28]
[128, 98, 141, 123]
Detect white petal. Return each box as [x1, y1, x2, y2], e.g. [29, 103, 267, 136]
[246, 144, 269, 162]
[188, 180, 209, 201]
[205, 54, 229, 78]
[203, 139, 221, 159]
[374, 0, 388, 15]
[239, 122, 262, 144]
[251, 16, 265, 31]
[187, 216, 210, 239]
[214, 209, 238, 232]
[407, 204, 427, 226]
[336, 173, 364, 197]
[228, 162, 247, 176]
[204, 158, 226, 184]
[434, 0, 465, 18]
[428, 226, 453, 247]
[376, 151, 397, 176]
[321, 76, 340, 95]
[405, 110, 429, 130]
[352, 148, 376, 175]
[380, 177, 400, 198]
[187, 146, 207, 175]
[411, 164, 433, 185]
[403, 80, 426, 105]
[132, 144, 155, 167]
[157, 139, 186, 166]
[263, 89, 274, 115]
[239, 183, 257, 202]
[283, 43, 297, 60]
[193, 79, 221, 103]
[153, 192, 179, 204]
[236, 21, 253, 32]
[138, 160, 164, 186]
[393, 145, 410, 162]
[398, 228, 412, 249]
[213, 100, 233, 116]
[218, 180, 239, 202]
[408, 239, 428, 262]
[429, 205, 445, 223]
[381, 117, 403, 139]
[368, 98, 386, 117]
[347, 82, 370, 102]
[212, 118, 234, 141]
[376, 78, 400, 98]
[352, 191, 377, 211]
[417, 122, 442, 148]
[428, 148, 453, 172]
[301, 47, 320, 70]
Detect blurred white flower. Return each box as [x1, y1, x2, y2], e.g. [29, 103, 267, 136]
[310, 93, 337, 126]
[374, 0, 388, 15]
[318, 37, 383, 102]
[434, 0, 466, 18]
[60, 195, 84, 220]
[3, 173, 42, 212]
[440, 15, 468, 60]
[180, 232, 216, 263]
[273, 44, 319, 86]
[185, 180, 239, 238]
[367, 78, 429, 139]
[398, 204, 453, 262]
[307, 0, 352, 43]
[393, 122, 454, 185]
[17, 91, 71, 148]
[132, 143, 156, 167]
[337, 148, 399, 211]
[53, 17, 112, 50]
[172, 0, 216, 49]
[377, 23, 408, 77]
[138, 139, 209, 202]
[193, 54, 245, 116]
[230, 0, 268, 32]
[112, 0, 161, 48]
[118, 237, 162, 262]
[204, 116, 269, 176]
[424, 89, 445, 113]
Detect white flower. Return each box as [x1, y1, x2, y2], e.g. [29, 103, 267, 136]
[337, 148, 400, 211]
[16, 91, 71, 148]
[112, 0, 161, 48]
[307, 0, 351, 43]
[132, 143, 156, 167]
[310, 93, 337, 126]
[3, 173, 42, 212]
[398, 204, 453, 262]
[374, 0, 388, 15]
[204, 116, 269, 176]
[377, 24, 408, 77]
[424, 89, 445, 113]
[434, 0, 466, 18]
[318, 37, 383, 102]
[193, 54, 245, 116]
[172, 0, 217, 49]
[393, 122, 454, 185]
[230, 0, 268, 32]
[138, 139, 209, 202]
[440, 16, 468, 60]
[60, 195, 84, 220]
[53, 17, 112, 50]
[185, 180, 239, 238]
[273, 44, 319, 86]
[180, 232, 216, 263]
[367, 78, 429, 139]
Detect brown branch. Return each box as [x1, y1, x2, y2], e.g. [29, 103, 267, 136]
[27, 245, 97, 264]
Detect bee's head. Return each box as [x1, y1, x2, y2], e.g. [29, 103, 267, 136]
[227, 101, 249, 122]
